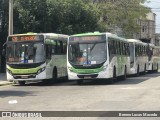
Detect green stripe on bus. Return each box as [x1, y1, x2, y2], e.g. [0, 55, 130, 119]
[70, 66, 104, 74]
[7, 66, 41, 74]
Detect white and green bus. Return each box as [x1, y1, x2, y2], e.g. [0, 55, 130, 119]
[67, 32, 130, 84]
[147, 44, 160, 73]
[127, 39, 148, 76]
[6, 33, 68, 85]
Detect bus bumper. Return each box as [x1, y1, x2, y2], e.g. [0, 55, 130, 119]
[6, 71, 46, 82]
[68, 70, 111, 80]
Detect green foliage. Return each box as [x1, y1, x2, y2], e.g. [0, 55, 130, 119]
[0, 0, 152, 40]
[14, 0, 48, 33]
[0, 0, 9, 44]
[13, 0, 106, 34]
[93, 0, 151, 38]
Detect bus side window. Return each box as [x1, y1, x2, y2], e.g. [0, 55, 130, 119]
[115, 41, 118, 55]
[56, 41, 60, 54]
[112, 40, 116, 54]
[137, 45, 140, 56]
[46, 45, 52, 59]
[127, 43, 130, 56]
[119, 41, 122, 55]
[63, 41, 67, 54]
[108, 38, 113, 56]
[135, 45, 137, 56]
[59, 41, 67, 54]
[122, 42, 125, 55]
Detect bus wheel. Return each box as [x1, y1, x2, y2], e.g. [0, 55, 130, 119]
[77, 80, 83, 85]
[18, 81, 26, 86]
[136, 65, 139, 77]
[122, 67, 127, 80]
[52, 68, 57, 82]
[156, 64, 159, 72]
[143, 64, 146, 75]
[110, 67, 116, 83]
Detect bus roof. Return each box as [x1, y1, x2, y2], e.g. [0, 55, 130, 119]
[127, 39, 147, 45]
[70, 32, 119, 37]
[71, 32, 104, 37]
[9, 32, 38, 36]
[127, 39, 142, 43]
[8, 33, 69, 40]
[9, 33, 68, 37]
[148, 43, 155, 47]
[7, 33, 69, 42]
[70, 32, 128, 42]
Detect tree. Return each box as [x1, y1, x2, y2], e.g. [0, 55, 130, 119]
[47, 0, 107, 34]
[0, 0, 9, 43]
[93, 0, 151, 38]
[0, 0, 8, 72]
[14, 0, 48, 33]
[14, 0, 106, 34]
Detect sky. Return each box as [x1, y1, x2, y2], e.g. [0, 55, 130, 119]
[145, 0, 160, 33]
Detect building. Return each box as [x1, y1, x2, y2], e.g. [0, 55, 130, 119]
[155, 33, 160, 46]
[137, 12, 156, 44]
[116, 12, 156, 44]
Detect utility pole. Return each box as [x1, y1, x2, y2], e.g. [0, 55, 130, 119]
[0, 0, 4, 32]
[9, 0, 13, 35]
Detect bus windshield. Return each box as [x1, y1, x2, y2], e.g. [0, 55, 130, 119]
[68, 42, 107, 65]
[6, 42, 45, 64]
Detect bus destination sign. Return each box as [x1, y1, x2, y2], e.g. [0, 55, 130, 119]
[9, 35, 42, 42]
[72, 36, 102, 41]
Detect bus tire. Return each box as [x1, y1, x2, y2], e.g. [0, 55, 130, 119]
[136, 65, 139, 77]
[18, 81, 26, 86]
[152, 64, 154, 73]
[122, 66, 127, 80]
[143, 64, 146, 75]
[110, 67, 116, 83]
[52, 68, 57, 82]
[77, 80, 83, 85]
[156, 64, 159, 73]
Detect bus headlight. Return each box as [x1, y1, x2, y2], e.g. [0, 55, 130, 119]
[41, 67, 45, 72]
[37, 70, 41, 75]
[7, 69, 12, 75]
[37, 67, 46, 75]
[148, 61, 151, 66]
[130, 62, 134, 68]
[68, 67, 73, 72]
[103, 65, 108, 71]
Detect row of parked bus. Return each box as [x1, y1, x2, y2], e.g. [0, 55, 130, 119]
[4, 32, 160, 85]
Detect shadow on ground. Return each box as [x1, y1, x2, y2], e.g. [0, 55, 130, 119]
[11, 72, 160, 87]
[0, 90, 36, 98]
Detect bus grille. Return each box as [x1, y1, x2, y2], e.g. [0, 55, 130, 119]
[77, 74, 98, 79]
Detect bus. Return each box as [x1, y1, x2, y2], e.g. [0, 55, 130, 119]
[127, 39, 148, 76]
[6, 33, 68, 85]
[147, 44, 160, 73]
[67, 32, 130, 84]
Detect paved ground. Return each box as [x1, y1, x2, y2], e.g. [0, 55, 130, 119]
[0, 73, 12, 86]
[1, 72, 160, 120]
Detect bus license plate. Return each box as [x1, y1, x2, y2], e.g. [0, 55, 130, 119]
[84, 76, 91, 79]
[21, 76, 28, 79]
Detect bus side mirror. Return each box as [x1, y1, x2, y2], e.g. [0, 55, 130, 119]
[52, 49, 55, 54]
[2, 49, 6, 56]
